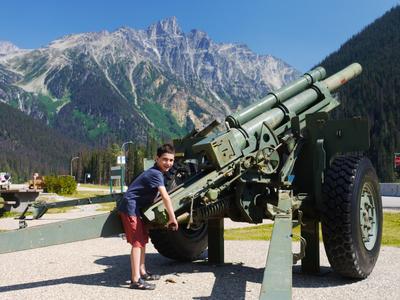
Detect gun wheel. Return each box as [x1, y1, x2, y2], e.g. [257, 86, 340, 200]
[321, 156, 382, 279]
[149, 160, 208, 261]
[149, 223, 208, 261]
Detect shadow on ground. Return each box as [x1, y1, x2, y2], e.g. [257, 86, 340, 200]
[0, 250, 358, 299]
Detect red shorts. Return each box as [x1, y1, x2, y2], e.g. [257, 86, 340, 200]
[119, 212, 149, 248]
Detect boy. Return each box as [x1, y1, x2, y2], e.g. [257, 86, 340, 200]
[117, 143, 178, 290]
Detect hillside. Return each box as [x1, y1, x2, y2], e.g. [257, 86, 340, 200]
[0, 102, 87, 181]
[320, 6, 400, 181]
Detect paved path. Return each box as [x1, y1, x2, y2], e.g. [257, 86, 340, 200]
[382, 196, 400, 209]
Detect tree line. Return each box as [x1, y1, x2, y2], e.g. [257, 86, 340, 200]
[72, 137, 160, 185]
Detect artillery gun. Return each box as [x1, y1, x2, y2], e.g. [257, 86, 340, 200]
[0, 63, 382, 299]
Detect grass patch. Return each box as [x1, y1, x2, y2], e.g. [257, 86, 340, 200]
[96, 202, 116, 212]
[382, 212, 400, 246]
[224, 212, 400, 247]
[78, 184, 110, 190]
[46, 207, 76, 214]
[71, 190, 109, 199]
[224, 224, 302, 241]
[0, 206, 75, 216]
[0, 211, 23, 219]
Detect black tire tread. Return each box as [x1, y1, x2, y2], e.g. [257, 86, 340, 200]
[149, 230, 182, 260]
[321, 155, 378, 279]
[149, 227, 207, 261]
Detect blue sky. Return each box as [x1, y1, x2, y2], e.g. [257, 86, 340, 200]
[1, 0, 399, 71]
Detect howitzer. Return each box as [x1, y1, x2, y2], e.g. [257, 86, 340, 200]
[0, 63, 382, 300]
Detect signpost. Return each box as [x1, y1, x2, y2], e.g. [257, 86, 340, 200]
[110, 166, 123, 193]
[117, 156, 126, 165]
[117, 155, 126, 192]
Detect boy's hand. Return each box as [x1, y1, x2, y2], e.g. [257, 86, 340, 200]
[167, 218, 179, 231]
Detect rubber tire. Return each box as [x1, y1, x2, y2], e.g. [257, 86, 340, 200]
[321, 156, 382, 279]
[149, 161, 208, 261]
[149, 224, 208, 261]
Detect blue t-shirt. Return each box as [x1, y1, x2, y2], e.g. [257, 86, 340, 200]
[117, 166, 165, 216]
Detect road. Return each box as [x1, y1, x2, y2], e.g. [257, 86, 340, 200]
[382, 196, 400, 209]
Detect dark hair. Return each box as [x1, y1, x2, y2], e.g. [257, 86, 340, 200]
[157, 143, 175, 157]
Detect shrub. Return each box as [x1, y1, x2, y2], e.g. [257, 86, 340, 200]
[44, 175, 77, 195]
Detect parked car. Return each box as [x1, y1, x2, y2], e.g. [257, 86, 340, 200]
[0, 172, 11, 190]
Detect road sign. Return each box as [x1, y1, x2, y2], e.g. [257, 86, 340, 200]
[110, 165, 124, 193]
[110, 166, 122, 179]
[117, 156, 126, 165]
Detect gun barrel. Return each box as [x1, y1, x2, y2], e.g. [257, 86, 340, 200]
[193, 63, 362, 169]
[226, 67, 326, 128]
[232, 63, 363, 150]
[323, 63, 362, 92]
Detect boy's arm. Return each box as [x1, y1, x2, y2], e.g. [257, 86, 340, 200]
[158, 186, 179, 230]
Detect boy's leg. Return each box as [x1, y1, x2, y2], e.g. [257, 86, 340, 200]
[131, 246, 141, 282]
[119, 213, 145, 283]
[140, 246, 146, 276]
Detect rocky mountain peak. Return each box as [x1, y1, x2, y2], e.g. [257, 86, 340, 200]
[188, 29, 211, 49]
[0, 41, 20, 55]
[147, 16, 183, 37]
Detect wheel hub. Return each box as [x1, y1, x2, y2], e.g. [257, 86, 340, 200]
[359, 182, 377, 250]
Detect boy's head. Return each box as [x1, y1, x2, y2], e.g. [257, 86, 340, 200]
[155, 144, 175, 173]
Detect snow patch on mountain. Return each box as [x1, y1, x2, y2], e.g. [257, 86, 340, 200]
[0, 41, 20, 55]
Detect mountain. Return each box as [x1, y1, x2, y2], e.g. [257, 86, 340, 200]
[0, 102, 87, 181]
[0, 41, 21, 56]
[0, 17, 299, 145]
[320, 6, 400, 181]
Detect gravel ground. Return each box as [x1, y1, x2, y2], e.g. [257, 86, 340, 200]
[1, 194, 399, 299]
[0, 237, 399, 300]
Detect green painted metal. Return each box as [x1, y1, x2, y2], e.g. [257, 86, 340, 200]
[207, 218, 225, 264]
[121, 165, 125, 192]
[226, 66, 326, 128]
[31, 194, 123, 219]
[260, 194, 292, 300]
[0, 211, 123, 254]
[38, 193, 122, 209]
[142, 169, 232, 224]
[300, 218, 320, 274]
